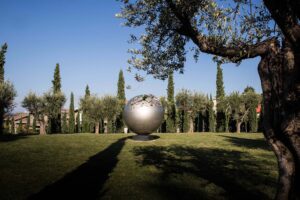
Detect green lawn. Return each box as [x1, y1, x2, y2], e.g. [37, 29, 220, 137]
[0, 133, 278, 200]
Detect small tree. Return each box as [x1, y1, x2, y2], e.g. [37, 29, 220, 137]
[61, 112, 68, 134]
[80, 95, 102, 134]
[44, 91, 66, 134]
[22, 92, 48, 135]
[101, 95, 121, 133]
[227, 92, 250, 133]
[82, 85, 91, 133]
[0, 81, 16, 134]
[176, 89, 192, 133]
[0, 43, 16, 134]
[69, 92, 75, 133]
[243, 87, 260, 133]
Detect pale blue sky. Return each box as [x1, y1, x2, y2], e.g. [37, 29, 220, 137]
[0, 0, 262, 112]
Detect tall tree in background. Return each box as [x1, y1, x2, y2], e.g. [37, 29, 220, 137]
[120, 1, 300, 197]
[82, 85, 91, 133]
[0, 43, 7, 83]
[22, 92, 48, 135]
[216, 63, 225, 132]
[49, 63, 63, 133]
[101, 95, 121, 133]
[80, 95, 102, 134]
[69, 92, 75, 133]
[243, 87, 260, 132]
[176, 89, 192, 133]
[116, 70, 126, 132]
[0, 43, 16, 134]
[166, 71, 176, 132]
[208, 95, 216, 132]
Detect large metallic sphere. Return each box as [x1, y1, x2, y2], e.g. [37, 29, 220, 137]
[123, 94, 164, 135]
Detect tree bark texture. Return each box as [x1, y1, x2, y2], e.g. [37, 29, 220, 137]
[258, 41, 300, 200]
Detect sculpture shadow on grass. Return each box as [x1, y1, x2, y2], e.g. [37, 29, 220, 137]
[133, 145, 277, 200]
[29, 137, 128, 200]
[220, 135, 272, 151]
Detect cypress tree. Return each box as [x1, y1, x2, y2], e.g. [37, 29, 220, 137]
[69, 92, 75, 133]
[216, 63, 225, 132]
[62, 112, 68, 133]
[50, 63, 62, 133]
[208, 95, 216, 132]
[32, 116, 37, 134]
[52, 63, 61, 93]
[82, 85, 91, 133]
[0, 43, 7, 84]
[166, 71, 176, 133]
[0, 43, 8, 134]
[85, 85, 90, 97]
[116, 70, 126, 132]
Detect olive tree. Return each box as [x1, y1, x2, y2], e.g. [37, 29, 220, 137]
[80, 95, 102, 134]
[119, 0, 300, 198]
[101, 95, 121, 133]
[0, 81, 16, 134]
[22, 92, 47, 135]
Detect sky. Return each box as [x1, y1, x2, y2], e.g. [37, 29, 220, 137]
[0, 0, 262, 112]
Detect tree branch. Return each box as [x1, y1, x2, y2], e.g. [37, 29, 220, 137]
[264, 0, 300, 50]
[165, 0, 277, 62]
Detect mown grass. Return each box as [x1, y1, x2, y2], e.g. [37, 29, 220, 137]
[0, 133, 278, 200]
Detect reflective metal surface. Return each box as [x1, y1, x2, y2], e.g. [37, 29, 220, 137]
[123, 94, 164, 135]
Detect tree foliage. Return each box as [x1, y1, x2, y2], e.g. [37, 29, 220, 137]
[69, 92, 75, 133]
[116, 70, 126, 132]
[166, 71, 176, 132]
[0, 43, 16, 134]
[216, 63, 225, 132]
[119, 1, 300, 197]
[62, 112, 68, 134]
[49, 63, 64, 133]
[22, 92, 47, 134]
[0, 43, 8, 83]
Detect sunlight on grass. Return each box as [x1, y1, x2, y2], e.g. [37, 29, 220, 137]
[0, 133, 277, 200]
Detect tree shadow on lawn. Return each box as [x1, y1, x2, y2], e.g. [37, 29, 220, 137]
[133, 145, 277, 200]
[0, 134, 28, 142]
[29, 137, 128, 200]
[220, 135, 272, 151]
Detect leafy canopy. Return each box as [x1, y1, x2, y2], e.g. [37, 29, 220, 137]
[118, 0, 277, 80]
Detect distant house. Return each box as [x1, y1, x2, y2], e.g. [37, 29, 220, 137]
[4, 109, 81, 134]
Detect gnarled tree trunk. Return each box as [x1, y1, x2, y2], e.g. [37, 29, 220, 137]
[258, 41, 300, 200]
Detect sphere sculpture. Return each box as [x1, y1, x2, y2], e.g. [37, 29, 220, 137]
[123, 94, 164, 135]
